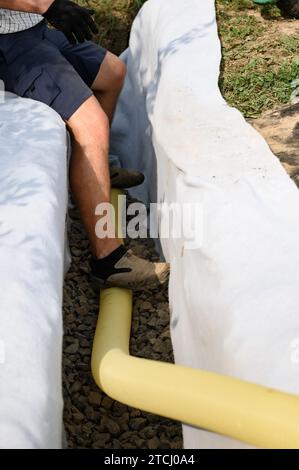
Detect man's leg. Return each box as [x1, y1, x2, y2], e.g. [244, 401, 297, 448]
[43, 27, 144, 188]
[0, 27, 169, 290]
[67, 94, 120, 259]
[67, 93, 169, 290]
[90, 51, 144, 189]
[91, 51, 126, 126]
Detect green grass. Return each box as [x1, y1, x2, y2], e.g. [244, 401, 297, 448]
[79, 0, 145, 54]
[220, 57, 299, 116]
[80, 0, 299, 118]
[217, 0, 299, 116]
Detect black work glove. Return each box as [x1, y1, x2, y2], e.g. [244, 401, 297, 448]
[42, 0, 99, 44]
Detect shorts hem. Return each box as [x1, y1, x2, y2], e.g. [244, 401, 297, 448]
[59, 89, 94, 120]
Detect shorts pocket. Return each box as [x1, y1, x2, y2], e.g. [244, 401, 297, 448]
[15, 67, 61, 106]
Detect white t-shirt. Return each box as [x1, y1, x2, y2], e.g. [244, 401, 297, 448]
[0, 9, 43, 34]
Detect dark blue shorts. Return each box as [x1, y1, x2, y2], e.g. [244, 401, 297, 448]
[0, 20, 107, 120]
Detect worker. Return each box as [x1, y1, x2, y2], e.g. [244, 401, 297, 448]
[0, 1, 170, 291]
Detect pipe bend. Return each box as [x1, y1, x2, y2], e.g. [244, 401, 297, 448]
[91, 190, 299, 449]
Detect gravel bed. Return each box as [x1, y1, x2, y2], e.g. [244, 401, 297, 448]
[63, 199, 183, 449]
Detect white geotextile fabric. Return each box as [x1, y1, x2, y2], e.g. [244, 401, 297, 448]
[0, 93, 68, 448]
[111, 0, 299, 448]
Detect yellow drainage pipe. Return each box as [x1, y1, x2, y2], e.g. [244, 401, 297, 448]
[91, 189, 299, 449]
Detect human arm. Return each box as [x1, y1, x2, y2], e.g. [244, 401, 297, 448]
[0, 0, 99, 43]
[0, 1, 53, 14]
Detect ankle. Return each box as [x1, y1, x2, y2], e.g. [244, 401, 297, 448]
[95, 241, 123, 260]
[90, 245, 127, 279]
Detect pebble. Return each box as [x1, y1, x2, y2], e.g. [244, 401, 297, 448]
[65, 339, 79, 354]
[92, 433, 110, 448]
[102, 396, 114, 410]
[88, 391, 102, 406]
[131, 418, 147, 431]
[148, 437, 160, 449]
[63, 195, 183, 449]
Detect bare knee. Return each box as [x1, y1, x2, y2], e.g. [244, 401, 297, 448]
[67, 95, 110, 146]
[92, 52, 127, 93]
[111, 59, 126, 90]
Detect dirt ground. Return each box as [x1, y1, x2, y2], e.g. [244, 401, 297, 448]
[252, 102, 299, 183]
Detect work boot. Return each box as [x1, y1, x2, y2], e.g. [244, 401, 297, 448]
[90, 245, 170, 291]
[110, 166, 145, 189]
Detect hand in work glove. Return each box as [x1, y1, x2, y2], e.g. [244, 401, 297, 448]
[42, 0, 99, 44]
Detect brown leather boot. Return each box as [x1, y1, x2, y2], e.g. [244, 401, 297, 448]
[110, 166, 145, 189]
